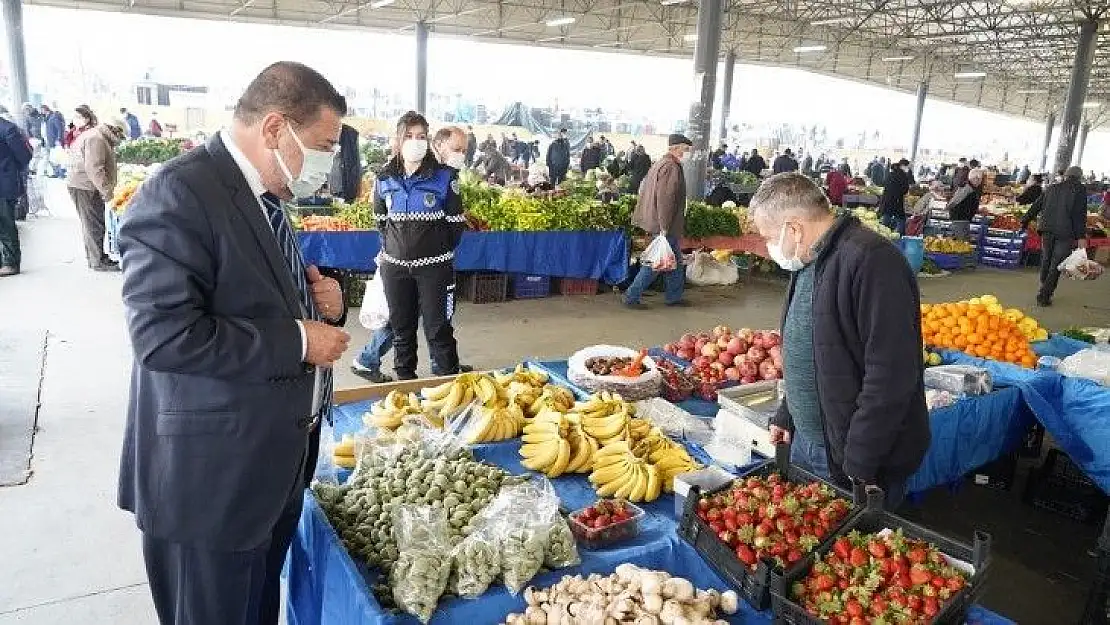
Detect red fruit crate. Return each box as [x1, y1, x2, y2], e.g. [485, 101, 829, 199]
[678, 445, 865, 610]
[459, 272, 508, 304]
[555, 277, 600, 296]
[770, 495, 991, 625]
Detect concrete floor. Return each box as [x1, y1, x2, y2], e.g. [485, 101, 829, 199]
[2, 182, 1109, 624]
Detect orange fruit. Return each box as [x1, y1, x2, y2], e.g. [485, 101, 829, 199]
[1022, 355, 1036, 368]
[954, 336, 968, 348]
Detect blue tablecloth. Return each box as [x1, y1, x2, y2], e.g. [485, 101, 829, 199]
[940, 350, 1110, 494]
[1032, 334, 1095, 360]
[296, 230, 630, 284]
[288, 396, 1011, 625]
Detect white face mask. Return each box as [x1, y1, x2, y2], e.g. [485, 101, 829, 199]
[444, 152, 466, 169]
[274, 125, 335, 198]
[767, 223, 805, 272]
[402, 139, 428, 163]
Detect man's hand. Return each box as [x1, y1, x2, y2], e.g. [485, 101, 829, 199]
[769, 425, 792, 445]
[302, 320, 350, 367]
[306, 265, 343, 321]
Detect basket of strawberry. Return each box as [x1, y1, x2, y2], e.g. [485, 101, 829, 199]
[568, 499, 646, 549]
[771, 495, 991, 625]
[678, 445, 864, 610]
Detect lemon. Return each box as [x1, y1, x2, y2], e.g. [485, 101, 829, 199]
[1004, 308, 1025, 322]
[928, 353, 943, 366]
[987, 303, 1003, 315]
[968, 297, 982, 305]
[981, 294, 999, 305]
[1035, 328, 1049, 341]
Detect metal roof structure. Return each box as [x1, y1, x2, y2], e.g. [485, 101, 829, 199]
[26, 0, 1110, 126]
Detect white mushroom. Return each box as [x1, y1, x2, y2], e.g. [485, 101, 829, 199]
[718, 590, 739, 615]
[662, 577, 695, 602]
[643, 592, 664, 615]
[524, 605, 548, 625]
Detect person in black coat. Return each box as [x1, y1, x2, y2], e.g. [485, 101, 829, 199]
[1022, 166, 1089, 306]
[752, 173, 928, 508]
[626, 146, 651, 193]
[328, 124, 361, 203]
[772, 148, 799, 174]
[744, 149, 767, 176]
[0, 112, 30, 275]
[580, 138, 603, 173]
[546, 129, 571, 184]
[877, 159, 911, 234]
[1015, 174, 1043, 206]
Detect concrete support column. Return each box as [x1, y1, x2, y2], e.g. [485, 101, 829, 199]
[1077, 122, 1091, 166]
[415, 21, 428, 113]
[718, 50, 736, 142]
[1039, 111, 1055, 172]
[909, 81, 927, 165]
[2, 0, 29, 125]
[685, 0, 723, 200]
[1053, 19, 1098, 173]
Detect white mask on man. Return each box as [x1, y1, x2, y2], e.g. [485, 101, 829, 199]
[273, 125, 335, 198]
[444, 152, 466, 169]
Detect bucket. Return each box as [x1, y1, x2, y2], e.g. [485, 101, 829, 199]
[900, 236, 925, 275]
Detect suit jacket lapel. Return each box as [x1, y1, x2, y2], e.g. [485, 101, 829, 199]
[205, 134, 303, 318]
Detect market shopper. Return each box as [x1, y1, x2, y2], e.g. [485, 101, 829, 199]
[0, 112, 31, 277]
[1016, 173, 1044, 206]
[877, 158, 911, 234]
[374, 111, 466, 380]
[580, 138, 603, 173]
[744, 148, 767, 177]
[945, 167, 982, 241]
[120, 107, 141, 140]
[432, 125, 467, 169]
[67, 112, 125, 271]
[473, 143, 510, 185]
[624, 133, 690, 309]
[117, 61, 351, 625]
[951, 158, 970, 189]
[328, 123, 361, 203]
[546, 128, 571, 185]
[824, 167, 848, 207]
[1022, 165, 1089, 307]
[41, 104, 64, 149]
[753, 173, 929, 508]
[772, 148, 799, 174]
[465, 126, 477, 166]
[627, 144, 651, 193]
[148, 112, 163, 137]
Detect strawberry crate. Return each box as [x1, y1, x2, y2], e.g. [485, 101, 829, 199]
[771, 494, 991, 625]
[459, 271, 508, 304]
[678, 445, 866, 610]
[510, 273, 551, 299]
[555, 277, 600, 296]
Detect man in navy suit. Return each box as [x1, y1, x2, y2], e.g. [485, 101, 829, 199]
[118, 62, 351, 625]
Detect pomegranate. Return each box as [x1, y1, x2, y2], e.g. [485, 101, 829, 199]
[739, 360, 759, 379]
[726, 336, 748, 356]
[733, 354, 749, 368]
[717, 335, 731, 350]
[712, 325, 732, 338]
[737, 328, 755, 342]
[678, 334, 696, 350]
[759, 359, 779, 380]
[724, 367, 741, 381]
[693, 356, 712, 369]
[717, 351, 734, 366]
[747, 346, 767, 362]
[694, 338, 708, 353]
[763, 331, 782, 348]
[663, 342, 677, 354]
[676, 348, 694, 361]
[702, 343, 720, 358]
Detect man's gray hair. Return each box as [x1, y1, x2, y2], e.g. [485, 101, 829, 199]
[749, 172, 831, 221]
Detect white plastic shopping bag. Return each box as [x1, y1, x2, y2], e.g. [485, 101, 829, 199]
[641, 234, 677, 271]
[1058, 247, 1104, 280]
[686, 251, 739, 285]
[359, 275, 390, 330]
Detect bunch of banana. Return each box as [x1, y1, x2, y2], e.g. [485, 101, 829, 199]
[364, 390, 425, 430]
[332, 434, 356, 469]
[572, 392, 635, 446]
[419, 377, 476, 417]
[519, 412, 572, 478]
[628, 417, 653, 441]
[564, 417, 600, 474]
[493, 364, 549, 389]
[523, 384, 577, 419]
[648, 445, 701, 494]
[589, 440, 662, 503]
[467, 404, 526, 444]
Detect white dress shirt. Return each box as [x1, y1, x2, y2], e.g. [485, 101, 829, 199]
[221, 129, 323, 414]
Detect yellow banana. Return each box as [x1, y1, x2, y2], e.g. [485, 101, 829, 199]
[521, 441, 561, 470]
[589, 457, 631, 484]
[614, 464, 639, 499]
[522, 431, 559, 444]
[421, 380, 455, 401]
[545, 438, 571, 478]
[629, 463, 648, 502]
[596, 467, 633, 497]
[595, 440, 631, 459]
[644, 463, 662, 502]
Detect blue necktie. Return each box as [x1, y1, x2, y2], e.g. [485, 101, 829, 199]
[261, 192, 333, 422]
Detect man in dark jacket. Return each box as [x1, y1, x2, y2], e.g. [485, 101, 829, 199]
[0, 113, 31, 275]
[465, 126, 477, 165]
[753, 173, 929, 508]
[710, 142, 727, 170]
[877, 159, 911, 234]
[328, 124, 361, 203]
[41, 105, 65, 149]
[745, 149, 767, 176]
[580, 138, 603, 173]
[1015, 174, 1043, 206]
[951, 158, 969, 190]
[546, 128, 571, 184]
[626, 145, 651, 193]
[1022, 166, 1089, 306]
[772, 148, 799, 174]
[21, 104, 42, 141]
[121, 108, 142, 140]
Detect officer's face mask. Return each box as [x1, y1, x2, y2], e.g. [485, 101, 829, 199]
[274, 123, 335, 198]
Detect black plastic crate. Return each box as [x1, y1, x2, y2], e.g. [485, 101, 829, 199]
[1019, 422, 1046, 458]
[1082, 548, 1110, 625]
[968, 453, 1017, 491]
[771, 494, 991, 625]
[459, 271, 508, 304]
[1023, 449, 1109, 525]
[678, 445, 864, 611]
[510, 273, 551, 299]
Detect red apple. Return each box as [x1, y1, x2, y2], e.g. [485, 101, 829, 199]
[702, 343, 720, 358]
[694, 338, 708, 352]
[717, 351, 734, 366]
[678, 334, 696, 350]
[741, 375, 758, 385]
[737, 328, 754, 342]
[767, 345, 783, 366]
[739, 360, 759, 379]
[763, 331, 782, 348]
[693, 356, 711, 369]
[676, 349, 694, 361]
[726, 336, 747, 356]
[759, 359, 779, 380]
[724, 367, 740, 381]
[733, 354, 749, 368]
[747, 346, 767, 362]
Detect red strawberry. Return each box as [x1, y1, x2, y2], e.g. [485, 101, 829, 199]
[849, 547, 869, 568]
[845, 599, 864, 617]
[735, 544, 758, 567]
[946, 575, 966, 591]
[833, 537, 851, 560]
[868, 540, 887, 558]
[910, 564, 931, 586]
[907, 547, 927, 564]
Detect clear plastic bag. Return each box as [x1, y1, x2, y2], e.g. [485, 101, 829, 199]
[1060, 348, 1110, 386]
[923, 365, 992, 396]
[1058, 247, 1104, 280]
[477, 476, 560, 595]
[541, 509, 580, 570]
[390, 505, 453, 623]
[641, 234, 677, 271]
[447, 525, 501, 599]
[685, 250, 740, 286]
[359, 275, 390, 330]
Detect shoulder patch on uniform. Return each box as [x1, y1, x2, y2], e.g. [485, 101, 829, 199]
[424, 192, 436, 208]
[384, 194, 393, 210]
[450, 179, 460, 194]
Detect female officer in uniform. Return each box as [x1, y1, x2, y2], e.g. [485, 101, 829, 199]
[374, 111, 465, 379]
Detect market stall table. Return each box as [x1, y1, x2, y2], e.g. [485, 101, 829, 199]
[287, 389, 1013, 625]
[296, 230, 630, 284]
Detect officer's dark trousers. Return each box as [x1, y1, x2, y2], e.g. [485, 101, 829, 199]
[379, 260, 460, 379]
[141, 427, 319, 625]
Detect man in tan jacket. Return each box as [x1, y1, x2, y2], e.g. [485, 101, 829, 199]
[624, 133, 691, 308]
[66, 116, 124, 271]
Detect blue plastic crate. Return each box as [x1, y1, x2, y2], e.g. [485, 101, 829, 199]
[510, 273, 551, 299]
[981, 245, 1022, 259]
[979, 255, 1022, 269]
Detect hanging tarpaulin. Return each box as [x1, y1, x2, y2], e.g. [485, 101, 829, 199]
[489, 102, 593, 153]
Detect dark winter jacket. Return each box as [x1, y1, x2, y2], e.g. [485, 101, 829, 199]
[374, 155, 465, 267]
[877, 168, 910, 218]
[0, 117, 31, 200]
[546, 138, 570, 171]
[772, 155, 798, 174]
[745, 154, 767, 176]
[328, 124, 361, 203]
[627, 150, 651, 193]
[580, 145, 603, 173]
[951, 165, 970, 190]
[45, 111, 65, 148]
[1022, 178, 1088, 240]
[772, 216, 930, 486]
[1015, 183, 1042, 206]
[946, 183, 981, 222]
[23, 110, 42, 141]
